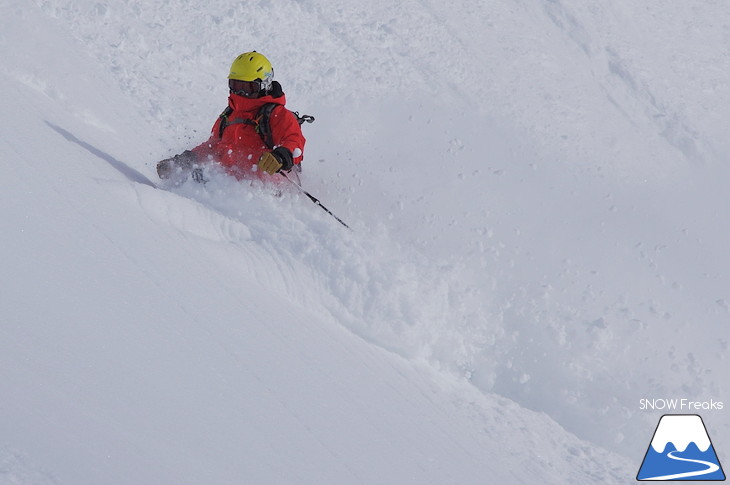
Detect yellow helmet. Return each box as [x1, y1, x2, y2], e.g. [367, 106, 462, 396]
[228, 51, 274, 83]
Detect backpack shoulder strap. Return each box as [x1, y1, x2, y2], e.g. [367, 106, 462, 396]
[218, 106, 234, 138]
[218, 103, 315, 147]
[218, 105, 261, 139]
[257, 104, 316, 147]
[256, 103, 279, 149]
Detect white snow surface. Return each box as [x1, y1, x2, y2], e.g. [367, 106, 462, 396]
[651, 415, 712, 454]
[2, 0, 730, 483]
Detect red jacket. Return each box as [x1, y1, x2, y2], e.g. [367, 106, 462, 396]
[192, 90, 305, 180]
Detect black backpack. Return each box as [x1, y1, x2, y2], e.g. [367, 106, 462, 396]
[217, 103, 314, 149]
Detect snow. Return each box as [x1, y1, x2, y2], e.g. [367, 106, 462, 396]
[2, 0, 729, 483]
[651, 415, 712, 453]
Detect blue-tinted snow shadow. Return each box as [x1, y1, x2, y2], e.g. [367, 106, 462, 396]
[45, 121, 156, 187]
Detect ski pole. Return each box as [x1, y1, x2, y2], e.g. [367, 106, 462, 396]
[279, 172, 351, 230]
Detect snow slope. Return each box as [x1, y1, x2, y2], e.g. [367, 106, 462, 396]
[2, 0, 730, 483]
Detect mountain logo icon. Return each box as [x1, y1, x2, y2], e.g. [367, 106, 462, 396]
[637, 414, 726, 481]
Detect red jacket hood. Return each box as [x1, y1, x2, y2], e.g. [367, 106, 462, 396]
[227, 91, 287, 113]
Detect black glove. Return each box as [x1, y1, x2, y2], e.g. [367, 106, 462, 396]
[273, 147, 294, 172]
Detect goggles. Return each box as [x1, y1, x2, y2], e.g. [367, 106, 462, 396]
[229, 78, 272, 98]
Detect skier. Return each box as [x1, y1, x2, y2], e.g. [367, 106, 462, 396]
[157, 51, 306, 183]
